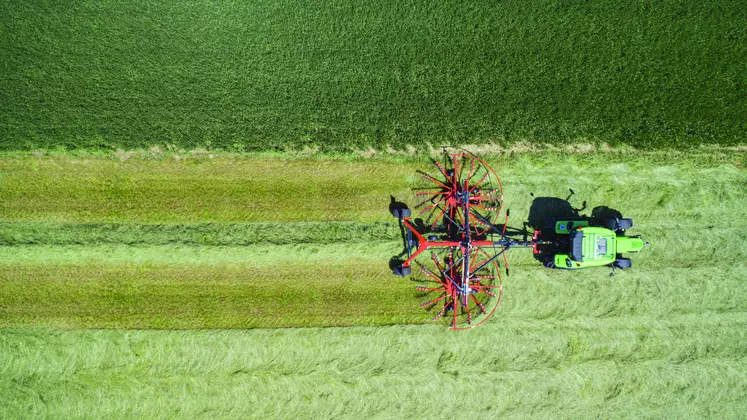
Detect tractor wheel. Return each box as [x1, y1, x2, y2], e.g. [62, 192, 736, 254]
[543, 258, 557, 269]
[392, 265, 412, 277]
[614, 258, 632, 269]
[391, 208, 411, 219]
[605, 218, 633, 230]
[617, 219, 633, 229]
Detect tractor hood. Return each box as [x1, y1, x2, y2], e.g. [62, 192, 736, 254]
[616, 236, 646, 254]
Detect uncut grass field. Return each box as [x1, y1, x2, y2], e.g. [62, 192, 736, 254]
[1, 0, 745, 151]
[2, 0, 747, 418]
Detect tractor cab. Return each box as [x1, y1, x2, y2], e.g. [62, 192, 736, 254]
[558, 227, 616, 268]
[553, 224, 645, 270]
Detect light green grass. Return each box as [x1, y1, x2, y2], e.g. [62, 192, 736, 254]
[1, 0, 745, 151]
[0, 156, 413, 223]
[1, 319, 746, 418]
[0, 151, 745, 417]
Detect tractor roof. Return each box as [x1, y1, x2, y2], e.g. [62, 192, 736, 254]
[571, 227, 615, 263]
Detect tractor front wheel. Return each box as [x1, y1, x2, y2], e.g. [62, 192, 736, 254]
[614, 258, 632, 269]
[543, 257, 557, 269]
[391, 208, 411, 219]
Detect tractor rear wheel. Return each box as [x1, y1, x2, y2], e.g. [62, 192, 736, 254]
[616, 219, 633, 229]
[605, 218, 633, 230]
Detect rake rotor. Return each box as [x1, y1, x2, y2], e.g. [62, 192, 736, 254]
[393, 151, 523, 329]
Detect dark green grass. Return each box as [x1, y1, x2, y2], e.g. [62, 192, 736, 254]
[1, 0, 744, 151]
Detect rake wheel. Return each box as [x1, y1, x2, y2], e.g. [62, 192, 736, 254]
[415, 153, 503, 237]
[414, 246, 503, 330]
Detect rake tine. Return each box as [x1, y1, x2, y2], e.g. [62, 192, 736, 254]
[421, 293, 448, 308]
[433, 299, 451, 321]
[471, 295, 487, 314]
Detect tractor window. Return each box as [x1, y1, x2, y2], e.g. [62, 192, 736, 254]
[570, 230, 583, 262]
[597, 237, 607, 255]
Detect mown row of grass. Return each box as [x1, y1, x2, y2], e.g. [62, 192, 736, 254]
[2, 0, 744, 151]
[1, 149, 742, 223]
[0, 154, 413, 222]
[0, 260, 421, 329]
[2, 316, 746, 418]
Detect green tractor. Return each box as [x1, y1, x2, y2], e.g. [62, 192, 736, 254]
[539, 218, 647, 271]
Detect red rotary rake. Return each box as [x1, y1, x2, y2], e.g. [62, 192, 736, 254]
[391, 151, 546, 330]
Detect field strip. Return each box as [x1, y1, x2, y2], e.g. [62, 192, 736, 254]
[0, 260, 421, 329]
[1, 262, 744, 328]
[1, 153, 743, 224]
[0, 156, 413, 223]
[2, 320, 746, 418]
[0, 152, 745, 328]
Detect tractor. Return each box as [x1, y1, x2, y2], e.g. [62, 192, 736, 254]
[539, 219, 646, 270]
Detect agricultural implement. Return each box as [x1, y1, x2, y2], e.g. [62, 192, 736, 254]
[390, 151, 646, 330]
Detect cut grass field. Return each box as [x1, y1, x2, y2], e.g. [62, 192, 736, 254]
[2, 320, 746, 418]
[2, 0, 745, 151]
[1, 150, 745, 416]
